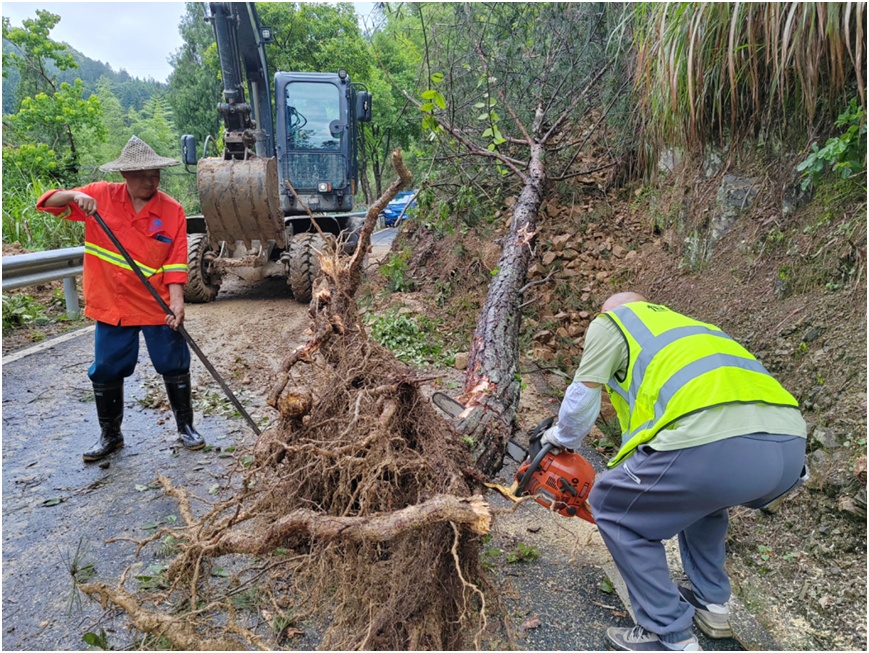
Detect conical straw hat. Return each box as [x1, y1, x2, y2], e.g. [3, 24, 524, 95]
[99, 136, 181, 172]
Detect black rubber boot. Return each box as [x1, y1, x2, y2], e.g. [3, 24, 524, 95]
[164, 373, 206, 450]
[83, 381, 125, 462]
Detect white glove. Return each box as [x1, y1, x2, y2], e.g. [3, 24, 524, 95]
[540, 424, 564, 451]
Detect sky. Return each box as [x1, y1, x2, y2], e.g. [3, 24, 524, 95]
[2, 1, 379, 84]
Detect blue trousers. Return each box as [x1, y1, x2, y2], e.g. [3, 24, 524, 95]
[88, 321, 190, 384]
[588, 433, 805, 637]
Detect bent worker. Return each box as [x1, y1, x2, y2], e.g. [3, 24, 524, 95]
[36, 136, 206, 461]
[541, 292, 807, 651]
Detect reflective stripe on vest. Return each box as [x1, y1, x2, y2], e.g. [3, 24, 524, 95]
[85, 242, 167, 277]
[604, 302, 799, 467]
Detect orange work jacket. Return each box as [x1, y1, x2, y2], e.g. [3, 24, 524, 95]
[36, 182, 189, 326]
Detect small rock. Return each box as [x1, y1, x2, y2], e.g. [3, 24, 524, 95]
[802, 327, 824, 343]
[98, 460, 110, 469]
[454, 352, 469, 371]
[812, 427, 840, 450]
[532, 330, 554, 344]
[852, 455, 866, 484]
[532, 347, 555, 362]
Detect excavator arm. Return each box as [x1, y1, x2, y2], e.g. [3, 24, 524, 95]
[207, 2, 274, 159]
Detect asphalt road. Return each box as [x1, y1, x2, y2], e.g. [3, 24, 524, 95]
[2, 331, 255, 650]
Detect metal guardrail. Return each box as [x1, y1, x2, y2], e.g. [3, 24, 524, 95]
[2, 247, 84, 317]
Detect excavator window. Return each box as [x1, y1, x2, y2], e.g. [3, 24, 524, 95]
[286, 82, 341, 151]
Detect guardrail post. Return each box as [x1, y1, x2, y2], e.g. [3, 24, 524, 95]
[62, 277, 80, 318]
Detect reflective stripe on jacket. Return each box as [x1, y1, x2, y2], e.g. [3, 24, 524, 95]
[36, 182, 189, 326]
[604, 302, 799, 467]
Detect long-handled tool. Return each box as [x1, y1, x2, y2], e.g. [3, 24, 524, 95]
[91, 211, 261, 435]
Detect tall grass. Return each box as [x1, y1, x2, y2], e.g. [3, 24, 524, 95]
[630, 2, 866, 167]
[2, 175, 85, 251]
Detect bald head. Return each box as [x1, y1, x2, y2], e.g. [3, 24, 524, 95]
[601, 292, 648, 313]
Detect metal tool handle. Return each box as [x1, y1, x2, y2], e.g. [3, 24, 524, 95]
[91, 211, 261, 435]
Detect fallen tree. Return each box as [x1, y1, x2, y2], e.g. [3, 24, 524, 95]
[384, 3, 619, 474]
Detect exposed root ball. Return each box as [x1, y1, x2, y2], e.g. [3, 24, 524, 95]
[247, 336, 485, 649]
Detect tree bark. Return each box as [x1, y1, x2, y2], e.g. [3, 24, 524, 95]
[458, 139, 546, 476]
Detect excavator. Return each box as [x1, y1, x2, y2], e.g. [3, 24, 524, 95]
[180, 2, 372, 303]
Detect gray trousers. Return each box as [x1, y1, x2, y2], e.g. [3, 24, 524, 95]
[588, 433, 806, 637]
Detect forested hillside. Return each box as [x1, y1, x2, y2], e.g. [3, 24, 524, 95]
[2, 38, 163, 115]
[2, 3, 865, 651]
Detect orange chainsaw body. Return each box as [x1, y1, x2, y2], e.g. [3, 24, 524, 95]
[516, 449, 596, 523]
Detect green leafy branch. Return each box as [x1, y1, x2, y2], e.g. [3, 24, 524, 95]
[419, 72, 446, 134]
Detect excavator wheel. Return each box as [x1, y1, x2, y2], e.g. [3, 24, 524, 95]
[288, 233, 324, 303]
[184, 233, 221, 303]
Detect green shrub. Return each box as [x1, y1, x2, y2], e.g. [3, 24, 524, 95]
[1, 176, 84, 250]
[797, 98, 867, 190]
[379, 247, 416, 293]
[1, 293, 51, 328]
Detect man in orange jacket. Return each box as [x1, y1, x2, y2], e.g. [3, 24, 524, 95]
[37, 136, 206, 461]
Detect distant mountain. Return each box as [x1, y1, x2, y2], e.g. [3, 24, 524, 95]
[2, 39, 167, 115]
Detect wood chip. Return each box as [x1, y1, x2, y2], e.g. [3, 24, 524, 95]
[520, 616, 542, 631]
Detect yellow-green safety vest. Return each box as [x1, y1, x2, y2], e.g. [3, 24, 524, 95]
[604, 302, 799, 467]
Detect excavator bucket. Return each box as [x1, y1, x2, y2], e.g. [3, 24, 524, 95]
[197, 157, 286, 250]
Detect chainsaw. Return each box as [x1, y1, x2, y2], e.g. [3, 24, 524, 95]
[432, 393, 596, 523]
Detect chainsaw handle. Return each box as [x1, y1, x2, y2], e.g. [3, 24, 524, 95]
[516, 441, 555, 495]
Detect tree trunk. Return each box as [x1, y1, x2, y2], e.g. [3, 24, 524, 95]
[457, 140, 546, 476]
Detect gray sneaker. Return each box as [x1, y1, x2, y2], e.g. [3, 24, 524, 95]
[678, 584, 733, 639]
[606, 626, 702, 651]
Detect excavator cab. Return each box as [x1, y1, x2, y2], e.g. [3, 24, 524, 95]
[276, 71, 362, 214]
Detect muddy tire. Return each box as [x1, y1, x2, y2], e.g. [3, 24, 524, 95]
[184, 233, 221, 303]
[288, 233, 324, 304]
